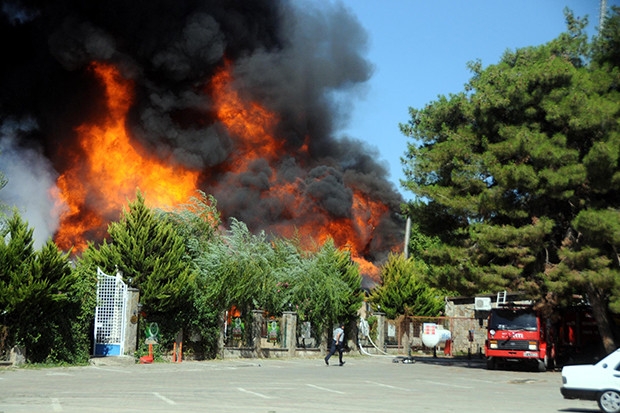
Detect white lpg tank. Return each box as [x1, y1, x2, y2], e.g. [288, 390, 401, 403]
[421, 323, 452, 348]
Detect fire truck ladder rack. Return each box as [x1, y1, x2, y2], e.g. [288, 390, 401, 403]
[496, 290, 507, 305]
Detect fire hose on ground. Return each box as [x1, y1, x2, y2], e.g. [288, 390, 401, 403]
[357, 317, 415, 363]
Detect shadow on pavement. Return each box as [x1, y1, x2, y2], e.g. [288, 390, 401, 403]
[391, 355, 486, 369]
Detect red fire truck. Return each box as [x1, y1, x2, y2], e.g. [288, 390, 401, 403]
[485, 304, 554, 372]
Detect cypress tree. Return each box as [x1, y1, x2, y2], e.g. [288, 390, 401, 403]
[0, 212, 81, 363]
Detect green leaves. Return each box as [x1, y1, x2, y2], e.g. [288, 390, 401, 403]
[79, 191, 195, 316]
[197, 220, 362, 334]
[369, 253, 446, 318]
[0, 212, 86, 363]
[401, 8, 620, 314]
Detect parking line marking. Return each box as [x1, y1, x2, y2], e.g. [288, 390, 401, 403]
[90, 366, 132, 374]
[306, 384, 345, 394]
[51, 397, 62, 411]
[365, 380, 411, 391]
[152, 392, 176, 405]
[421, 380, 473, 389]
[238, 387, 273, 399]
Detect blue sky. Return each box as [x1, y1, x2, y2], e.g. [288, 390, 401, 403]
[336, 0, 618, 196]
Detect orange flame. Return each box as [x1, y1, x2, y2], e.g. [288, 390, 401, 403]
[53, 60, 395, 281]
[54, 62, 199, 251]
[211, 63, 391, 281]
[211, 61, 289, 171]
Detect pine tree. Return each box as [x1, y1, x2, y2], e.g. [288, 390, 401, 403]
[401, 10, 620, 351]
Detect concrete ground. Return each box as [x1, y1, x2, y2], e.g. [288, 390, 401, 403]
[0, 355, 599, 413]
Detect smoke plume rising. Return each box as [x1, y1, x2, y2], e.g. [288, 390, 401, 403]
[0, 0, 403, 284]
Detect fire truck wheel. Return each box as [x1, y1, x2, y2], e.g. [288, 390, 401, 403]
[536, 359, 546, 372]
[486, 357, 496, 370]
[598, 390, 620, 413]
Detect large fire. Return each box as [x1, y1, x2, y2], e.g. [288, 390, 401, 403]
[210, 63, 388, 278]
[53, 61, 392, 280]
[54, 62, 200, 251]
[0, 1, 407, 289]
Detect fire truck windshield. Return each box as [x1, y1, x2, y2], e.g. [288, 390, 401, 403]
[489, 309, 537, 331]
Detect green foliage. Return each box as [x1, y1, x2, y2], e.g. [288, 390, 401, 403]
[158, 191, 222, 358]
[402, 210, 443, 259]
[401, 9, 620, 294]
[279, 239, 363, 334]
[197, 220, 363, 343]
[370, 253, 446, 318]
[162, 191, 221, 259]
[0, 212, 92, 363]
[547, 208, 620, 308]
[198, 219, 278, 314]
[71, 190, 365, 358]
[592, 6, 620, 68]
[400, 9, 620, 349]
[77, 191, 197, 353]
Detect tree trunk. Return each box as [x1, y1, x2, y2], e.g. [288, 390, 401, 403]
[586, 284, 617, 355]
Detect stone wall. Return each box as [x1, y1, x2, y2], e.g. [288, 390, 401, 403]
[444, 297, 487, 357]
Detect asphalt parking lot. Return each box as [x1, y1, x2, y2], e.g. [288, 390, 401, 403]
[0, 355, 599, 413]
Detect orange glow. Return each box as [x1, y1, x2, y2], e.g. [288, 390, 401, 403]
[54, 62, 199, 251]
[211, 63, 391, 281]
[211, 62, 287, 171]
[53, 60, 394, 281]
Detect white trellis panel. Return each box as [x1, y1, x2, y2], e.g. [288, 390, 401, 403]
[93, 268, 127, 356]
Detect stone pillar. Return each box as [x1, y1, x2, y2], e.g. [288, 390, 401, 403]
[347, 320, 358, 352]
[252, 309, 264, 357]
[375, 312, 386, 354]
[217, 311, 227, 359]
[124, 288, 140, 356]
[400, 317, 411, 356]
[320, 327, 329, 356]
[282, 311, 297, 356]
[9, 346, 25, 366]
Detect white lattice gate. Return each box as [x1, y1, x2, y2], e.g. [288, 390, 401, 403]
[93, 268, 128, 356]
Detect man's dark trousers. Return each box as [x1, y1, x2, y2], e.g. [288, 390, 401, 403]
[325, 340, 343, 365]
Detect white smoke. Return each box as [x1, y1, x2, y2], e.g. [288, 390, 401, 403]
[0, 117, 62, 249]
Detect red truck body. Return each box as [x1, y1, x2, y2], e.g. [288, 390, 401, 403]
[485, 304, 553, 372]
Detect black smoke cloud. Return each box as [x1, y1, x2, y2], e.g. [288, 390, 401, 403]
[0, 0, 404, 271]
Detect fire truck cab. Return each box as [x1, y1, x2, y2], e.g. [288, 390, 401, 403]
[485, 304, 553, 372]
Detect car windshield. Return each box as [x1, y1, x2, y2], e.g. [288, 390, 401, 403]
[489, 309, 537, 331]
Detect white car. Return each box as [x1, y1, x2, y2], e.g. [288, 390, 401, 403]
[561, 348, 620, 413]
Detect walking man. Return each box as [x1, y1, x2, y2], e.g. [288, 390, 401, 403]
[325, 323, 345, 366]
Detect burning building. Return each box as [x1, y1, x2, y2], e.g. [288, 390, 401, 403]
[0, 0, 404, 284]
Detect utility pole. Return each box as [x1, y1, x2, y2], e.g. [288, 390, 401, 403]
[403, 216, 411, 259]
[600, 0, 608, 32]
